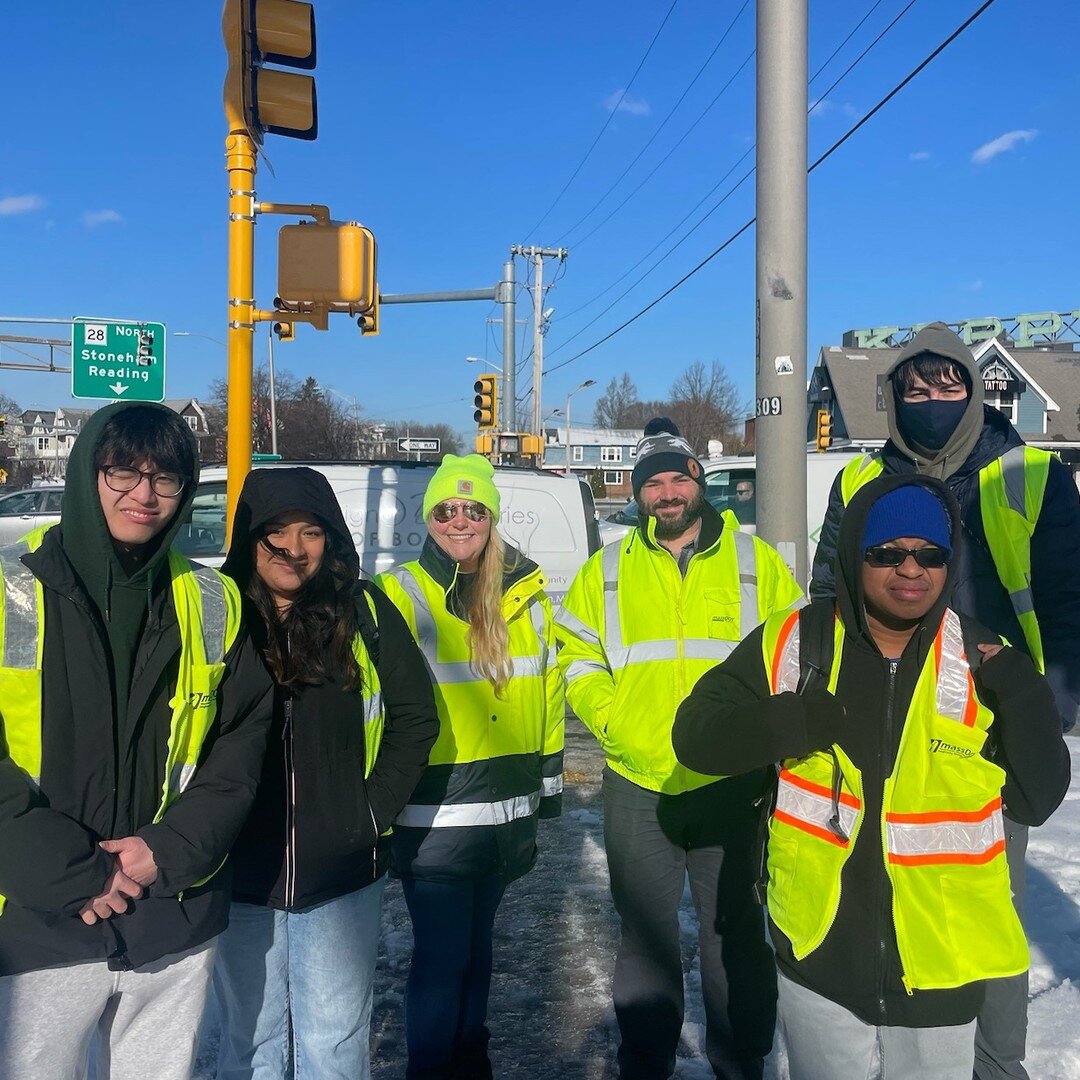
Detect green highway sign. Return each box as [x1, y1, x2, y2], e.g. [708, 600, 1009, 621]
[71, 317, 167, 402]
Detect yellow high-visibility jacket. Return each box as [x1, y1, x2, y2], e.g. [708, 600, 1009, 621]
[556, 510, 803, 794]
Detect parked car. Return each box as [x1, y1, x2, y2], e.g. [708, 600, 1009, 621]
[599, 452, 863, 565]
[178, 461, 602, 603]
[0, 485, 64, 545]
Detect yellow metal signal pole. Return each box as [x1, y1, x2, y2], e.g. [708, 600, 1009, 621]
[225, 134, 257, 539]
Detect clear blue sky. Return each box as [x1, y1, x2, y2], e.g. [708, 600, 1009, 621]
[1, 0, 1077, 436]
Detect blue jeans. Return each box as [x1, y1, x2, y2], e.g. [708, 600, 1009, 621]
[213, 877, 387, 1080]
[401, 875, 506, 1080]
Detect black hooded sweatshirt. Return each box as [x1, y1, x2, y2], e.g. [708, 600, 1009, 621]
[222, 467, 438, 910]
[0, 401, 274, 976]
[673, 474, 1069, 1028]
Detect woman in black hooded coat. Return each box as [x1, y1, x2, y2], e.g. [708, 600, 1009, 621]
[213, 467, 438, 1080]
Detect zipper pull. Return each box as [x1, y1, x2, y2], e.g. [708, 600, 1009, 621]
[281, 698, 292, 739]
[902, 973, 914, 997]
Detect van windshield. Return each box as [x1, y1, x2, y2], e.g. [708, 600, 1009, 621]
[174, 482, 228, 560]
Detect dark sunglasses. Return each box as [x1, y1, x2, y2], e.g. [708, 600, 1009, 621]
[430, 500, 490, 523]
[864, 544, 950, 570]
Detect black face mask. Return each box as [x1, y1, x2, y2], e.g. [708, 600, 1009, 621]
[895, 398, 968, 452]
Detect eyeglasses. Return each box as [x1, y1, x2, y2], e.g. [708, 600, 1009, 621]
[864, 544, 949, 569]
[430, 500, 490, 523]
[101, 465, 185, 498]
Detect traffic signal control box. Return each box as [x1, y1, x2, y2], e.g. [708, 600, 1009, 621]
[278, 222, 377, 308]
[474, 375, 499, 430]
[816, 408, 832, 453]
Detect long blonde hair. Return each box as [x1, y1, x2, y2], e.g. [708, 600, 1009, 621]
[464, 527, 518, 696]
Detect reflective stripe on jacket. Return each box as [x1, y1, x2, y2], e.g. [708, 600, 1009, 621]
[839, 447, 1051, 669]
[760, 607, 1028, 991]
[0, 524, 243, 913]
[556, 511, 804, 794]
[355, 592, 386, 786]
[375, 560, 564, 881]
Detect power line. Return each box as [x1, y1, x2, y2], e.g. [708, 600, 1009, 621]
[521, 0, 680, 239]
[554, 0, 751, 246]
[550, 0, 920, 331]
[808, 0, 888, 85]
[543, 0, 999, 377]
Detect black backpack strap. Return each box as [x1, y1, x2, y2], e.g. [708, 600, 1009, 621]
[353, 580, 381, 670]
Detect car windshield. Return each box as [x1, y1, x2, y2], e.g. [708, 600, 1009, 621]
[174, 483, 228, 560]
[0, 491, 40, 516]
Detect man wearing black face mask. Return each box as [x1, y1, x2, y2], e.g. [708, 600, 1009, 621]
[810, 321, 1080, 1080]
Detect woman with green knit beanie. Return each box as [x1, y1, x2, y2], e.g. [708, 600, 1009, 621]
[376, 454, 565, 1079]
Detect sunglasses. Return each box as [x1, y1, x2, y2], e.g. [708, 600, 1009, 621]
[430, 500, 490, 523]
[864, 545, 950, 569]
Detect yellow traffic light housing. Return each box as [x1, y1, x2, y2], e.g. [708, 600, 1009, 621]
[475, 434, 494, 456]
[816, 408, 832, 453]
[223, 0, 317, 142]
[273, 320, 295, 341]
[278, 221, 377, 307]
[473, 374, 499, 430]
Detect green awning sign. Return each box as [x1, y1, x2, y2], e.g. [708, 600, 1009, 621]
[71, 317, 167, 402]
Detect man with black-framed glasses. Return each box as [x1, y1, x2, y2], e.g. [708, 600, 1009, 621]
[0, 401, 273, 1079]
[674, 476, 1068, 1080]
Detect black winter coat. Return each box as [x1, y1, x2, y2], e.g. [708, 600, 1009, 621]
[674, 474, 1070, 1029]
[0, 528, 274, 975]
[811, 407, 1080, 730]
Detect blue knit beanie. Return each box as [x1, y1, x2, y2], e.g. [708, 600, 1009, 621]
[862, 485, 952, 554]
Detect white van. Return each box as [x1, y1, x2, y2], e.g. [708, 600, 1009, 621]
[177, 461, 602, 603]
[599, 451, 864, 563]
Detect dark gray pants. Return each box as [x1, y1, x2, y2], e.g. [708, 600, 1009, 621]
[602, 768, 775, 1080]
[973, 821, 1030, 1080]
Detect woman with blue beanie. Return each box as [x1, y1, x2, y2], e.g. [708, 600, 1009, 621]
[376, 454, 565, 1080]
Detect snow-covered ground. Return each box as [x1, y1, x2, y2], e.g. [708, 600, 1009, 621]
[195, 728, 1080, 1078]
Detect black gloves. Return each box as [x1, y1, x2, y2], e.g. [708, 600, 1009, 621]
[800, 689, 850, 753]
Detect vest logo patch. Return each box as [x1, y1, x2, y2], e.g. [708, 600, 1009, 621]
[711, 614, 736, 625]
[189, 690, 218, 710]
[929, 737, 974, 758]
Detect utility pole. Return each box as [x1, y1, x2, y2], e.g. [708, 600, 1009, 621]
[755, 0, 808, 586]
[511, 246, 568, 436]
[500, 259, 516, 431]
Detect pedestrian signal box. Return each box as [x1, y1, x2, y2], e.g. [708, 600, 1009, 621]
[815, 408, 832, 453]
[278, 222, 377, 308]
[474, 375, 499, 430]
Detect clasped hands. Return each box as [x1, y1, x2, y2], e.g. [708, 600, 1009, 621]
[78, 836, 159, 926]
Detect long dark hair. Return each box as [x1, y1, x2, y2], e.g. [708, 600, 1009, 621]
[247, 524, 361, 692]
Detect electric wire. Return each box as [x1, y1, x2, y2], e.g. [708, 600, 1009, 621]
[550, 0, 919, 331]
[521, 0, 680, 239]
[542, 0, 999, 377]
[554, 0, 751, 246]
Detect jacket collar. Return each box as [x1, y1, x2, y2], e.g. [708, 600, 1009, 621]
[636, 500, 725, 557]
[417, 534, 543, 599]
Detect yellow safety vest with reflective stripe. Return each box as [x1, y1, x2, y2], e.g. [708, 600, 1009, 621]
[375, 561, 563, 832]
[0, 524, 242, 914]
[760, 607, 1028, 991]
[839, 446, 1051, 669]
[556, 512, 804, 795]
[354, 592, 386, 785]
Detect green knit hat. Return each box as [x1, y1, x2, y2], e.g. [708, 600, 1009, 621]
[422, 453, 501, 521]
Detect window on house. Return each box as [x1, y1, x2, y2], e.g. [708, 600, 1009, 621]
[185, 415, 200, 431]
[984, 390, 1016, 422]
[604, 471, 624, 486]
[572, 446, 584, 463]
[601, 446, 622, 463]
[629, 446, 637, 457]
[37, 437, 49, 452]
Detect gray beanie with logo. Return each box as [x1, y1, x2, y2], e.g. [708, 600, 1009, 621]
[631, 418, 705, 499]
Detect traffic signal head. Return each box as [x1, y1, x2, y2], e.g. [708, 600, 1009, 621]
[473, 374, 499, 430]
[223, 0, 317, 143]
[0, 417, 5, 437]
[816, 407, 832, 452]
[136, 329, 154, 367]
[273, 321, 295, 341]
[278, 222, 377, 308]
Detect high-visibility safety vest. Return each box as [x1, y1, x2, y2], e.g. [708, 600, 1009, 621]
[760, 607, 1028, 991]
[839, 446, 1052, 670]
[353, 593, 386, 786]
[556, 512, 804, 795]
[0, 525, 243, 914]
[375, 561, 563, 835]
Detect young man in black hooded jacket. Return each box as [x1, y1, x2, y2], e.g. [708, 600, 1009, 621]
[0, 402, 273, 1079]
[673, 475, 1068, 1080]
[809, 322, 1080, 1079]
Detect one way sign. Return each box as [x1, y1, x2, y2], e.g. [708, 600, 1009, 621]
[397, 437, 441, 454]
